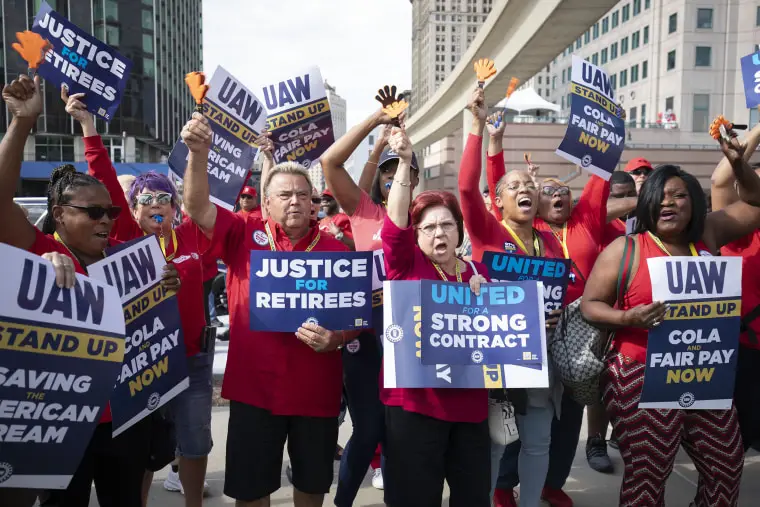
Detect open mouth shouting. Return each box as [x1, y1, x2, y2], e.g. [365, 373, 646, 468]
[659, 209, 677, 222]
[518, 196, 533, 211]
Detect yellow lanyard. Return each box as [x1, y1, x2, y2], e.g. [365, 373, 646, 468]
[155, 229, 178, 261]
[53, 231, 105, 271]
[265, 222, 320, 252]
[647, 232, 698, 257]
[432, 259, 462, 282]
[550, 223, 570, 259]
[501, 220, 541, 256]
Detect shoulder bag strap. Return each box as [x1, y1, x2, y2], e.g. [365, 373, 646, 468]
[605, 236, 636, 354]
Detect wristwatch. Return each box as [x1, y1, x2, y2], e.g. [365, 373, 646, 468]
[335, 231, 345, 240]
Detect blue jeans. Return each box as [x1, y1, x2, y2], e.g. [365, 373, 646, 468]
[334, 332, 385, 507]
[494, 390, 585, 492]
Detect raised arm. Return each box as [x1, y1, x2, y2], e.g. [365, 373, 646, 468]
[385, 128, 414, 229]
[256, 131, 275, 221]
[705, 135, 760, 248]
[486, 112, 506, 221]
[0, 75, 43, 250]
[320, 110, 392, 216]
[181, 112, 216, 235]
[607, 196, 637, 223]
[572, 174, 610, 239]
[358, 124, 390, 194]
[710, 115, 760, 211]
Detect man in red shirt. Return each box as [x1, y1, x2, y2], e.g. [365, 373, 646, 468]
[237, 185, 262, 219]
[319, 188, 354, 249]
[180, 112, 356, 507]
[623, 157, 653, 194]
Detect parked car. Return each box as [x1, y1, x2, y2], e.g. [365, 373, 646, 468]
[14, 197, 47, 228]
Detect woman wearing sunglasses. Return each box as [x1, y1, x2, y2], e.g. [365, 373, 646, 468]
[59, 87, 211, 507]
[623, 157, 653, 194]
[0, 76, 179, 507]
[458, 86, 565, 507]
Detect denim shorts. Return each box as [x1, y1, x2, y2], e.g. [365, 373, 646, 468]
[168, 344, 214, 458]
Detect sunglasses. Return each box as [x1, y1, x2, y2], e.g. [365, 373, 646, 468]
[541, 185, 571, 196]
[311, 197, 322, 204]
[240, 194, 253, 200]
[61, 204, 122, 220]
[135, 192, 172, 206]
[630, 168, 652, 177]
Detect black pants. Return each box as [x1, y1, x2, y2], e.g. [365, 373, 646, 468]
[384, 406, 491, 507]
[0, 489, 39, 507]
[734, 345, 760, 451]
[40, 419, 151, 507]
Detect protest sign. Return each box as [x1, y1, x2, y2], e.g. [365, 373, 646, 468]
[740, 51, 760, 109]
[371, 249, 387, 338]
[0, 244, 124, 489]
[419, 280, 545, 366]
[556, 56, 625, 180]
[88, 236, 188, 436]
[263, 66, 335, 169]
[382, 280, 549, 389]
[31, 1, 131, 121]
[483, 252, 571, 318]
[639, 256, 742, 410]
[249, 251, 373, 332]
[625, 217, 638, 235]
[168, 66, 266, 210]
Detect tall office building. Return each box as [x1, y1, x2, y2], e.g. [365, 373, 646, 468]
[307, 81, 347, 193]
[410, 0, 493, 193]
[537, 0, 760, 144]
[4, 0, 202, 172]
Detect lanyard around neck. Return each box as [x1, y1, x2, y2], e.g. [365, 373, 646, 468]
[145, 229, 177, 261]
[432, 259, 462, 282]
[647, 232, 698, 257]
[53, 231, 104, 271]
[550, 223, 570, 259]
[501, 220, 541, 256]
[265, 221, 320, 252]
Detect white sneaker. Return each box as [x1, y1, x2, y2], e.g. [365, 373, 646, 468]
[371, 468, 384, 490]
[163, 469, 182, 493]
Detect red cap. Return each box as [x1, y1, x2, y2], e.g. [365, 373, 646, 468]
[624, 157, 653, 172]
[322, 188, 334, 199]
[240, 186, 257, 197]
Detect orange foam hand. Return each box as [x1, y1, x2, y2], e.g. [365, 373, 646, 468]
[375, 85, 408, 119]
[474, 58, 496, 82]
[185, 72, 209, 105]
[506, 77, 519, 98]
[13, 31, 51, 70]
[709, 115, 732, 140]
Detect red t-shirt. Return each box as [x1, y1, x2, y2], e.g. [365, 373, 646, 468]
[484, 148, 610, 303]
[238, 207, 262, 220]
[602, 219, 627, 249]
[85, 135, 207, 357]
[200, 207, 346, 417]
[381, 214, 489, 423]
[29, 228, 114, 424]
[319, 213, 353, 240]
[722, 230, 760, 349]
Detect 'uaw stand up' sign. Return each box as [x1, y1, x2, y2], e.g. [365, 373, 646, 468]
[639, 256, 742, 410]
[0, 244, 124, 489]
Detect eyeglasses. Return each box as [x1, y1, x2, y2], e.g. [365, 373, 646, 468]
[239, 194, 253, 200]
[135, 192, 172, 206]
[505, 182, 537, 192]
[630, 168, 652, 177]
[311, 197, 322, 204]
[417, 222, 457, 236]
[61, 204, 122, 220]
[541, 185, 571, 196]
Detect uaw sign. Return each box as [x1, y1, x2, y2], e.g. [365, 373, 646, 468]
[639, 256, 742, 410]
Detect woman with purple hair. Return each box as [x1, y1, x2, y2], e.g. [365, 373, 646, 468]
[62, 88, 212, 507]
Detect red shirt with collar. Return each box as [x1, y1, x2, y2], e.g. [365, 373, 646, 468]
[201, 206, 346, 417]
[29, 228, 115, 424]
[319, 213, 353, 240]
[85, 135, 206, 357]
[238, 207, 262, 220]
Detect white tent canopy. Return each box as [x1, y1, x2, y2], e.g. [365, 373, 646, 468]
[495, 87, 561, 114]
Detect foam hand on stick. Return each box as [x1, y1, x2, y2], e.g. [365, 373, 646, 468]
[13, 31, 51, 75]
[375, 85, 408, 127]
[474, 58, 497, 88]
[185, 72, 209, 113]
[493, 77, 519, 128]
[710, 115, 747, 142]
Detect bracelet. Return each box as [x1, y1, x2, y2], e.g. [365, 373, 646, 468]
[393, 179, 411, 187]
[366, 161, 378, 166]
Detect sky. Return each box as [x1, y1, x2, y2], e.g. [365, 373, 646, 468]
[201, 0, 412, 128]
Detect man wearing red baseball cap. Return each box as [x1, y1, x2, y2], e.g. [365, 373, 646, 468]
[320, 188, 354, 249]
[238, 185, 262, 219]
[623, 157, 653, 194]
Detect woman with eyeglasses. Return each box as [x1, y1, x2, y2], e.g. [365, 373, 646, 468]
[0, 77, 180, 507]
[458, 86, 565, 507]
[381, 126, 491, 507]
[581, 134, 760, 506]
[58, 87, 211, 507]
[319, 110, 414, 505]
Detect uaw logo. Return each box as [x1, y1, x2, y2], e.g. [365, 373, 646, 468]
[504, 242, 517, 253]
[253, 230, 269, 246]
[346, 339, 361, 354]
[147, 392, 161, 411]
[581, 154, 593, 168]
[678, 392, 696, 408]
[385, 324, 404, 343]
[0, 462, 13, 484]
[302, 158, 312, 169]
[471, 350, 484, 364]
[306, 317, 319, 326]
